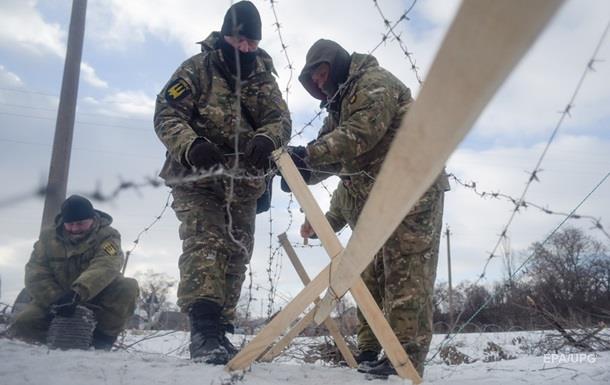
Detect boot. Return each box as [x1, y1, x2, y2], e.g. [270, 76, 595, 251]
[356, 350, 379, 364]
[361, 357, 397, 379]
[189, 300, 229, 365]
[340, 349, 379, 368]
[220, 323, 238, 358]
[92, 329, 117, 350]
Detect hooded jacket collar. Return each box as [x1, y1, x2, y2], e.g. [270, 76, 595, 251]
[299, 41, 379, 108]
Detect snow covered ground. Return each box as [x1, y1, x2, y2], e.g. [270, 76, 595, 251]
[1, 329, 608, 385]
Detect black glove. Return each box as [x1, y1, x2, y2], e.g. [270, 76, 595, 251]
[280, 146, 311, 192]
[186, 139, 225, 170]
[52, 290, 80, 317]
[245, 136, 275, 170]
[256, 176, 273, 214]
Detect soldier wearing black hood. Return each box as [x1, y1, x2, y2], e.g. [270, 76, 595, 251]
[154, 1, 291, 365]
[284, 39, 449, 378]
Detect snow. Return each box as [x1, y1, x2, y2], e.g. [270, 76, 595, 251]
[1, 330, 608, 385]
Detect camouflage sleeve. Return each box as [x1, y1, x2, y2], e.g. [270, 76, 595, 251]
[305, 75, 400, 166]
[252, 74, 291, 149]
[153, 55, 204, 166]
[25, 240, 64, 307]
[307, 116, 341, 184]
[71, 230, 124, 302]
[325, 187, 348, 233]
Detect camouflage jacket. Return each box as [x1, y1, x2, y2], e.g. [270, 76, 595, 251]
[306, 53, 449, 197]
[154, 32, 291, 194]
[25, 211, 124, 307]
[326, 181, 359, 232]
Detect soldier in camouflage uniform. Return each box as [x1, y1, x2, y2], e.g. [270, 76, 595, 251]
[300, 181, 385, 364]
[9, 195, 139, 350]
[153, 1, 290, 364]
[283, 39, 449, 377]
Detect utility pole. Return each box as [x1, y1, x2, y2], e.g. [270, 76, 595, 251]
[446, 225, 454, 327]
[40, 0, 88, 232]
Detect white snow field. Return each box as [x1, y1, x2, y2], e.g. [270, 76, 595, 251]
[1, 330, 608, 385]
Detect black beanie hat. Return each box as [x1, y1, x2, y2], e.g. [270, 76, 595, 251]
[220, 1, 262, 40]
[61, 195, 95, 223]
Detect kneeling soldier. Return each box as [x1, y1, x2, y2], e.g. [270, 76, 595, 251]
[9, 195, 139, 350]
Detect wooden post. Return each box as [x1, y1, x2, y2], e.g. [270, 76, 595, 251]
[40, 0, 88, 232]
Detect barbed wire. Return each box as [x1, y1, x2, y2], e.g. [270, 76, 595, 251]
[429, 20, 610, 363]
[428, 170, 610, 365]
[448, 173, 610, 240]
[121, 192, 172, 274]
[268, 0, 295, 105]
[477, 19, 609, 283]
[266, 199, 276, 318]
[372, 0, 423, 85]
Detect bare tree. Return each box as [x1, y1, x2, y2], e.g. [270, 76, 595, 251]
[526, 227, 610, 324]
[135, 270, 177, 328]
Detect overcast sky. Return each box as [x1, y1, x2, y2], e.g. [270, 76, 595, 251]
[0, 0, 609, 317]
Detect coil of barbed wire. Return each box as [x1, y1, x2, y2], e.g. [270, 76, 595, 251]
[47, 305, 97, 350]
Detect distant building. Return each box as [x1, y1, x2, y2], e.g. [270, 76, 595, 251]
[155, 311, 189, 331]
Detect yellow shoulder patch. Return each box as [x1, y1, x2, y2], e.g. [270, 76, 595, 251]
[165, 78, 190, 102]
[102, 241, 118, 256]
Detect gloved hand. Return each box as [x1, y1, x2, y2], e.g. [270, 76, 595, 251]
[280, 146, 311, 192]
[245, 135, 275, 170]
[186, 139, 225, 170]
[52, 290, 80, 317]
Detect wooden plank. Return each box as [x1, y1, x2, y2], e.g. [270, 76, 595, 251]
[226, 261, 330, 371]
[314, 0, 565, 322]
[270, 233, 357, 368]
[259, 307, 316, 362]
[271, 152, 421, 383]
[228, 151, 420, 382]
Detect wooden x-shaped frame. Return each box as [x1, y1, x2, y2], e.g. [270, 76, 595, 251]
[259, 232, 357, 367]
[227, 1, 564, 383]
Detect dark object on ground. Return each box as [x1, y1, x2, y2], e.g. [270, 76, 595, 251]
[47, 305, 96, 350]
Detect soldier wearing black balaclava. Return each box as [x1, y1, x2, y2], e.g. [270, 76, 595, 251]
[154, 1, 291, 365]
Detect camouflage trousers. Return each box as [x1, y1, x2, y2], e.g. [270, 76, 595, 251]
[9, 277, 139, 343]
[171, 181, 258, 324]
[355, 187, 444, 375]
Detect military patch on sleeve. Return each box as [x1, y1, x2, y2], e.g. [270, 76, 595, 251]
[102, 241, 118, 256]
[165, 78, 191, 102]
[349, 93, 357, 104]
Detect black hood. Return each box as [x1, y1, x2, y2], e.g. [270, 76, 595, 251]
[298, 39, 351, 101]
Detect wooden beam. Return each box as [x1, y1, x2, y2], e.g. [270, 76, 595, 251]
[313, 0, 565, 323]
[228, 150, 421, 383]
[262, 233, 357, 367]
[272, 152, 421, 382]
[226, 260, 330, 371]
[260, 308, 316, 362]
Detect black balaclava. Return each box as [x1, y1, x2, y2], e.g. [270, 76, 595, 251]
[219, 1, 262, 78]
[61, 195, 95, 223]
[298, 39, 351, 102]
